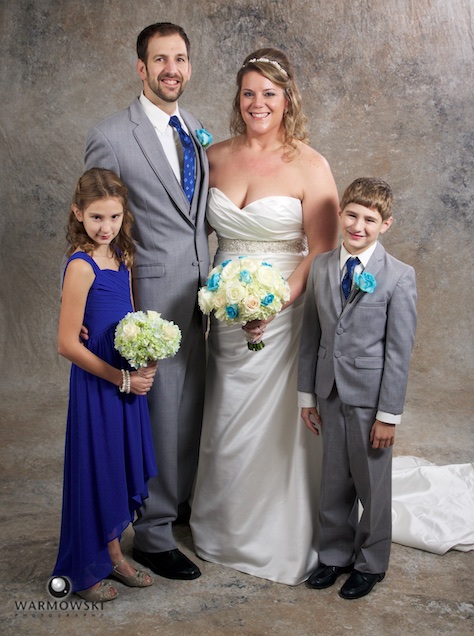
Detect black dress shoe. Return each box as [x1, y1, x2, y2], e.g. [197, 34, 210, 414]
[339, 570, 385, 599]
[307, 563, 353, 589]
[132, 548, 201, 580]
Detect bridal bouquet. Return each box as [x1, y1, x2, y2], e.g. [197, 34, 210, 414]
[198, 257, 290, 351]
[114, 310, 182, 368]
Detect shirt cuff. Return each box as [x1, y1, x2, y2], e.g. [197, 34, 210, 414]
[376, 410, 401, 425]
[298, 392, 317, 408]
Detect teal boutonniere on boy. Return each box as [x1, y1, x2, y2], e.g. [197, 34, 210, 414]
[353, 271, 377, 293]
[195, 128, 213, 148]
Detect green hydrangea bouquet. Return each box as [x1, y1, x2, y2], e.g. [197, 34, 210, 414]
[114, 310, 182, 368]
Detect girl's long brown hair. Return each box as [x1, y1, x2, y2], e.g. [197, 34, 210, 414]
[66, 168, 135, 267]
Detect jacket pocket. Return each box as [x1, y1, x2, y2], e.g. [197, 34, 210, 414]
[133, 263, 166, 279]
[354, 356, 384, 369]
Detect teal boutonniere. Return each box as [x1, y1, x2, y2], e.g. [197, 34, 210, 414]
[354, 271, 377, 293]
[196, 128, 213, 148]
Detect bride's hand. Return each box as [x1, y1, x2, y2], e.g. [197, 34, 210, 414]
[242, 316, 274, 338]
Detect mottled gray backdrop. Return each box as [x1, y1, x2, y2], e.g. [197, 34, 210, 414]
[1, 0, 472, 397]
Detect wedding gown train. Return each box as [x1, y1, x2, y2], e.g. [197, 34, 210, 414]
[391, 455, 474, 554]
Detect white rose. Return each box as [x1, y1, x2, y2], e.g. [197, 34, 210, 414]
[122, 323, 139, 339]
[242, 296, 260, 313]
[274, 278, 290, 300]
[225, 282, 247, 304]
[213, 293, 226, 308]
[256, 266, 276, 287]
[238, 257, 259, 273]
[220, 261, 241, 281]
[162, 324, 177, 340]
[198, 288, 214, 314]
[147, 310, 161, 320]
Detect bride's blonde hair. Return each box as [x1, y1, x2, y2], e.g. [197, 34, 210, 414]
[230, 48, 309, 160]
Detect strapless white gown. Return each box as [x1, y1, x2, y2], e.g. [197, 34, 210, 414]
[190, 188, 321, 585]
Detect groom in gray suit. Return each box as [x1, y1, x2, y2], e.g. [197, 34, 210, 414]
[85, 23, 209, 580]
[298, 178, 417, 599]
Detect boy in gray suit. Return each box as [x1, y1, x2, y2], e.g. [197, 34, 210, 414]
[298, 177, 417, 599]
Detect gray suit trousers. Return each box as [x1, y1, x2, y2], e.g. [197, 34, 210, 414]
[133, 306, 205, 552]
[318, 386, 392, 574]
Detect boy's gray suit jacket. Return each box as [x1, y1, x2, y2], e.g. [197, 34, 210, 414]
[298, 242, 417, 415]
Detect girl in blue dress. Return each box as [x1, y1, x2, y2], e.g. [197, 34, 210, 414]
[52, 168, 158, 602]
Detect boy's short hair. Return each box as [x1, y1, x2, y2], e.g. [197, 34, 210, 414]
[340, 177, 393, 221]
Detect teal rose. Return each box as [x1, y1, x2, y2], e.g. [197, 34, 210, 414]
[196, 128, 213, 148]
[207, 272, 221, 291]
[354, 271, 377, 293]
[240, 270, 252, 284]
[261, 294, 275, 306]
[226, 304, 239, 319]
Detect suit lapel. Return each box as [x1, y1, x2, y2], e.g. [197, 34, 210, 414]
[328, 249, 343, 316]
[129, 99, 195, 226]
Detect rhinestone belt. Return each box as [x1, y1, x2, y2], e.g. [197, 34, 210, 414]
[217, 237, 307, 254]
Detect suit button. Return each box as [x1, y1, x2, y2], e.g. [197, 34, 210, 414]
[192, 261, 199, 266]
[334, 351, 342, 358]
[336, 327, 344, 335]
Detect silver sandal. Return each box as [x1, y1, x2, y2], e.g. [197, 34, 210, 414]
[109, 556, 154, 587]
[77, 580, 119, 602]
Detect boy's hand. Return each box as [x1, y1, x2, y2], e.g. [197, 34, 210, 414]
[301, 407, 321, 436]
[370, 420, 395, 449]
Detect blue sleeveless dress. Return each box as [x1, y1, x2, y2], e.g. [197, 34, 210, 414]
[52, 252, 157, 592]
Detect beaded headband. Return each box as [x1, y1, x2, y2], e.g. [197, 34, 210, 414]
[243, 57, 289, 78]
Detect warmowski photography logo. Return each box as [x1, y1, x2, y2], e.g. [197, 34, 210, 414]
[14, 577, 105, 617]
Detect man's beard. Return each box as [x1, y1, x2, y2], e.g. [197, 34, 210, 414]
[148, 73, 185, 103]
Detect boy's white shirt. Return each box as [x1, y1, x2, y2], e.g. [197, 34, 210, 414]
[298, 241, 401, 424]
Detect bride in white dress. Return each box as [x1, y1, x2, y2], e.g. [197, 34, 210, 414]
[190, 49, 340, 585]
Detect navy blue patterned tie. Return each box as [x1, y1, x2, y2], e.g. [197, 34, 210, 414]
[169, 116, 195, 203]
[341, 257, 360, 299]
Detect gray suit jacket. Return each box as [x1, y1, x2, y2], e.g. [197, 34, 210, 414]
[298, 242, 417, 413]
[85, 97, 210, 332]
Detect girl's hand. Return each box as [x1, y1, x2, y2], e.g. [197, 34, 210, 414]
[129, 362, 158, 396]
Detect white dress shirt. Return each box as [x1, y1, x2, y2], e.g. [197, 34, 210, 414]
[139, 92, 188, 185]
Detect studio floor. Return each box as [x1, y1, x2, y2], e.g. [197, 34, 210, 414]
[1, 379, 473, 636]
